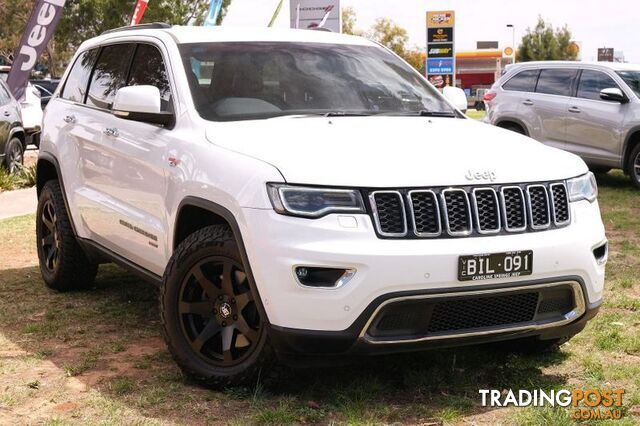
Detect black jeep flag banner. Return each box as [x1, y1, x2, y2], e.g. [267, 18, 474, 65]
[6, 0, 66, 101]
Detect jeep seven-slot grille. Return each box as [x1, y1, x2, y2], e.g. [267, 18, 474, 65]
[369, 182, 570, 238]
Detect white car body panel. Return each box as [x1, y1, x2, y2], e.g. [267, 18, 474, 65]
[206, 116, 587, 188]
[40, 26, 606, 338]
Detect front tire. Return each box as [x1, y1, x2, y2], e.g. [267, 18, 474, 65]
[161, 225, 272, 387]
[628, 144, 640, 188]
[36, 180, 98, 291]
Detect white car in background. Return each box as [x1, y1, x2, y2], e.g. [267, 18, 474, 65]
[37, 24, 607, 387]
[0, 66, 43, 147]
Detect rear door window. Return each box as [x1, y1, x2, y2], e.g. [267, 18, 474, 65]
[127, 44, 172, 111]
[535, 69, 578, 97]
[61, 49, 98, 103]
[86, 44, 135, 110]
[502, 69, 539, 92]
[577, 70, 619, 100]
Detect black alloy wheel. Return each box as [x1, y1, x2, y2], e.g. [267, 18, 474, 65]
[40, 198, 60, 272]
[178, 255, 262, 366]
[6, 138, 24, 173]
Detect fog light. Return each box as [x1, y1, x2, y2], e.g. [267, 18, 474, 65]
[593, 242, 608, 265]
[294, 267, 356, 289]
[296, 267, 309, 279]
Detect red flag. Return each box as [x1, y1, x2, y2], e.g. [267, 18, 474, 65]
[130, 0, 149, 26]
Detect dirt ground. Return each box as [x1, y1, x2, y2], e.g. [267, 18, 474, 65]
[0, 172, 638, 425]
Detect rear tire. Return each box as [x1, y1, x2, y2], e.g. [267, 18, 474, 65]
[589, 165, 611, 175]
[3, 137, 24, 173]
[36, 180, 98, 291]
[161, 225, 273, 388]
[628, 144, 640, 188]
[500, 123, 525, 135]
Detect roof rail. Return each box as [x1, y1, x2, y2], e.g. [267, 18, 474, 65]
[101, 22, 171, 36]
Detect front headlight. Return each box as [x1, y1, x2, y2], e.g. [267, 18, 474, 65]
[566, 172, 598, 202]
[267, 184, 365, 218]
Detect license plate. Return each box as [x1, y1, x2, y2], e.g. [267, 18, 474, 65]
[458, 250, 533, 281]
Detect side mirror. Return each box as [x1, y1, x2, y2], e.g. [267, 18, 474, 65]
[112, 85, 174, 126]
[442, 86, 468, 113]
[599, 87, 628, 103]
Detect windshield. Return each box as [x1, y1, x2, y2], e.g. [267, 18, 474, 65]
[616, 71, 640, 98]
[179, 42, 455, 121]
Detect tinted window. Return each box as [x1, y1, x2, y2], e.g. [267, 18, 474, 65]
[87, 44, 135, 109]
[127, 44, 172, 111]
[577, 70, 619, 100]
[616, 71, 640, 98]
[503, 69, 539, 92]
[61, 49, 98, 102]
[535, 69, 577, 96]
[179, 42, 455, 122]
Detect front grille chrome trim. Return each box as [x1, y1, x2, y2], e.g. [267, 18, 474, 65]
[526, 184, 552, 230]
[369, 191, 408, 237]
[406, 190, 442, 237]
[359, 281, 585, 345]
[550, 183, 571, 226]
[441, 188, 473, 237]
[471, 188, 501, 235]
[500, 186, 528, 233]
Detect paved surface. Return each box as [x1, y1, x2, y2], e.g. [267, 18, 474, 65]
[0, 187, 37, 220]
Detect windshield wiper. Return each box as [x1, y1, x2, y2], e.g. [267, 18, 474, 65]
[375, 110, 458, 118]
[323, 111, 373, 117]
[414, 110, 458, 117]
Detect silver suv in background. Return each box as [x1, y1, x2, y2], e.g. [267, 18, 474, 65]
[484, 61, 640, 187]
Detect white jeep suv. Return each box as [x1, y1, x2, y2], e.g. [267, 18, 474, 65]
[37, 24, 607, 386]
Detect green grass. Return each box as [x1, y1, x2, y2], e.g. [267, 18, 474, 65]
[0, 164, 37, 192]
[466, 109, 486, 120]
[0, 170, 638, 424]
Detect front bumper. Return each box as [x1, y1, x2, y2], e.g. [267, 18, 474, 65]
[268, 277, 601, 363]
[241, 198, 605, 334]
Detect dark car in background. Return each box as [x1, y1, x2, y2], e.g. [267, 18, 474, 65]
[0, 79, 25, 173]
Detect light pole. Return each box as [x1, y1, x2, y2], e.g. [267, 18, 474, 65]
[506, 24, 516, 63]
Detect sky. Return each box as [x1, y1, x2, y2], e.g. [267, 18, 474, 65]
[223, 0, 640, 63]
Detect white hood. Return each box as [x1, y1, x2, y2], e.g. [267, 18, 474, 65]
[206, 116, 587, 187]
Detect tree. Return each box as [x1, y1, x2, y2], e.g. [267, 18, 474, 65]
[0, 0, 32, 65]
[517, 16, 578, 62]
[341, 6, 359, 36]
[368, 17, 409, 57]
[0, 0, 232, 76]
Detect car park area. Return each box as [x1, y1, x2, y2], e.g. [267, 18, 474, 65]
[0, 0, 639, 424]
[0, 170, 638, 424]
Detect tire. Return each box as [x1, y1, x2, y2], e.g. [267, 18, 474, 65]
[36, 180, 98, 291]
[589, 165, 611, 175]
[628, 144, 640, 188]
[3, 137, 24, 173]
[501, 123, 525, 135]
[161, 225, 273, 388]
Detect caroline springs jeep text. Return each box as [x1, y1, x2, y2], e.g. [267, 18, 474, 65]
[36, 24, 607, 386]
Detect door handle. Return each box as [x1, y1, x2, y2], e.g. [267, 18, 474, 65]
[568, 106, 581, 113]
[103, 127, 119, 137]
[63, 115, 76, 123]
[522, 99, 534, 106]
